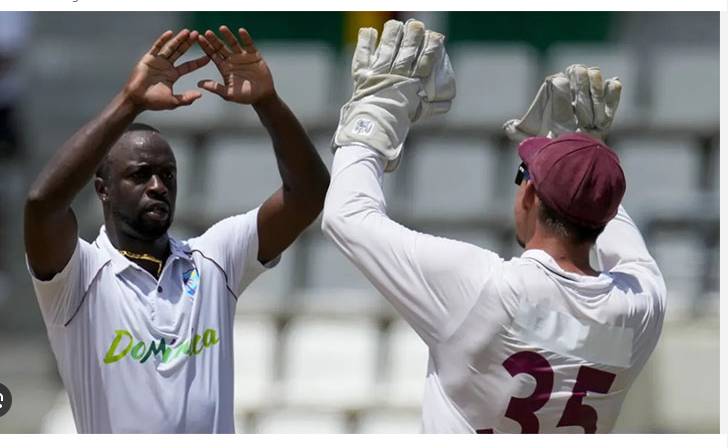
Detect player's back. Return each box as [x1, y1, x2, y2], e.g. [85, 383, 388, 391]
[423, 213, 666, 433]
[321, 145, 666, 434]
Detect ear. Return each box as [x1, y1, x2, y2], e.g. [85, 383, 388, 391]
[94, 176, 109, 202]
[520, 180, 537, 211]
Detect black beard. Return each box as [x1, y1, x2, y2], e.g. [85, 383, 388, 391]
[112, 205, 171, 240]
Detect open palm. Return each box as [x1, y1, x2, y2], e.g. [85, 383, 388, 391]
[125, 29, 210, 111]
[196, 26, 275, 105]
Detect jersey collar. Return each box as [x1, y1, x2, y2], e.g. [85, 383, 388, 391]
[96, 225, 192, 276]
[521, 249, 613, 287]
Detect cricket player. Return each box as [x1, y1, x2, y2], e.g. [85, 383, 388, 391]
[24, 27, 329, 433]
[322, 19, 666, 433]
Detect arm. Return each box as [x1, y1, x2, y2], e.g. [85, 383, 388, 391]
[253, 94, 330, 263]
[322, 145, 501, 344]
[500, 63, 664, 295]
[594, 205, 666, 295]
[322, 20, 496, 345]
[197, 26, 329, 265]
[25, 29, 209, 280]
[25, 93, 137, 280]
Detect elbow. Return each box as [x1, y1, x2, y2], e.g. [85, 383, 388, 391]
[287, 166, 330, 222]
[321, 196, 369, 249]
[25, 186, 49, 213]
[312, 165, 331, 207]
[321, 194, 354, 244]
[322, 188, 384, 244]
[25, 182, 68, 220]
[320, 198, 340, 240]
[311, 170, 330, 214]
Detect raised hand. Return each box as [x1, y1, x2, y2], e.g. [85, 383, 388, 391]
[196, 26, 276, 105]
[565, 65, 622, 140]
[332, 19, 455, 172]
[123, 29, 210, 111]
[503, 64, 622, 142]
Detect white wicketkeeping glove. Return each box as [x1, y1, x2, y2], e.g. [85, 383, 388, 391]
[332, 19, 456, 172]
[503, 64, 622, 142]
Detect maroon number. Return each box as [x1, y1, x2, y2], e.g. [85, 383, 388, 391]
[477, 352, 616, 434]
[556, 366, 616, 433]
[502, 351, 554, 433]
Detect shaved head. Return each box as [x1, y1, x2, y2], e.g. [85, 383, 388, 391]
[94, 123, 177, 240]
[95, 123, 162, 182]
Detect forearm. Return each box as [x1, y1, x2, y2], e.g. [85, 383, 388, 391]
[322, 145, 389, 239]
[27, 91, 140, 210]
[253, 93, 329, 207]
[595, 206, 660, 274]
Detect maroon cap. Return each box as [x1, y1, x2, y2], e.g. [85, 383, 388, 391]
[517, 132, 626, 229]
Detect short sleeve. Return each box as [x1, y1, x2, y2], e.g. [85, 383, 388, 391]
[187, 207, 280, 297]
[27, 238, 99, 327]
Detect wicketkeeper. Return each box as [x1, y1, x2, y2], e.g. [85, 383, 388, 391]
[322, 19, 666, 433]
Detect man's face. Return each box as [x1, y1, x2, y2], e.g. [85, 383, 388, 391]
[99, 131, 177, 240]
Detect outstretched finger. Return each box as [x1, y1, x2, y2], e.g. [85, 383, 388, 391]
[412, 30, 444, 79]
[172, 90, 202, 108]
[550, 72, 577, 135]
[159, 29, 190, 59]
[197, 34, 226, 68]
[392, 19, 425, 76]
[588, 67, 608, 128]
[566, 64, 594, 130]
[176, 55, 211, 76]
[169, 31, 199, 63]
[603, 77, 622, 121]
[197, 79, 228, 99]
[352, 27, 378, 77]
[238, 28, 258, 52]
[204, 29, 233, 58]
[219, 25, 244, 53]
[371, 19, 404, 72]
[149, 30, 174, 56]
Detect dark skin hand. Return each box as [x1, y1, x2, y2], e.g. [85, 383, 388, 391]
[25, 29, 210, 280]
[197, 26, 330, 264]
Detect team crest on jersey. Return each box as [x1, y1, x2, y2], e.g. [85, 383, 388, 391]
[182, 268, 200, 297]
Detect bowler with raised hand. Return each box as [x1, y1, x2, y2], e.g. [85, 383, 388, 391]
[24, 27, 329, 433]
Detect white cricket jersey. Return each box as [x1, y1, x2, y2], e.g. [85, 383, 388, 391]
[322, 145, 667, 434]
[28, 208, 277, 433]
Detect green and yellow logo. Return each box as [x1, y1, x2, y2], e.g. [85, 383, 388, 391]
[103, 328, 220, 364]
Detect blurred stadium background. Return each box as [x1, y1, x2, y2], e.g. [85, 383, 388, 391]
[0, 11, 719, 433]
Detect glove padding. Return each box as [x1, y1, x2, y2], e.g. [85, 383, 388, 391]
[333, 19, 456, 172]
[503, 64, 622, 142]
